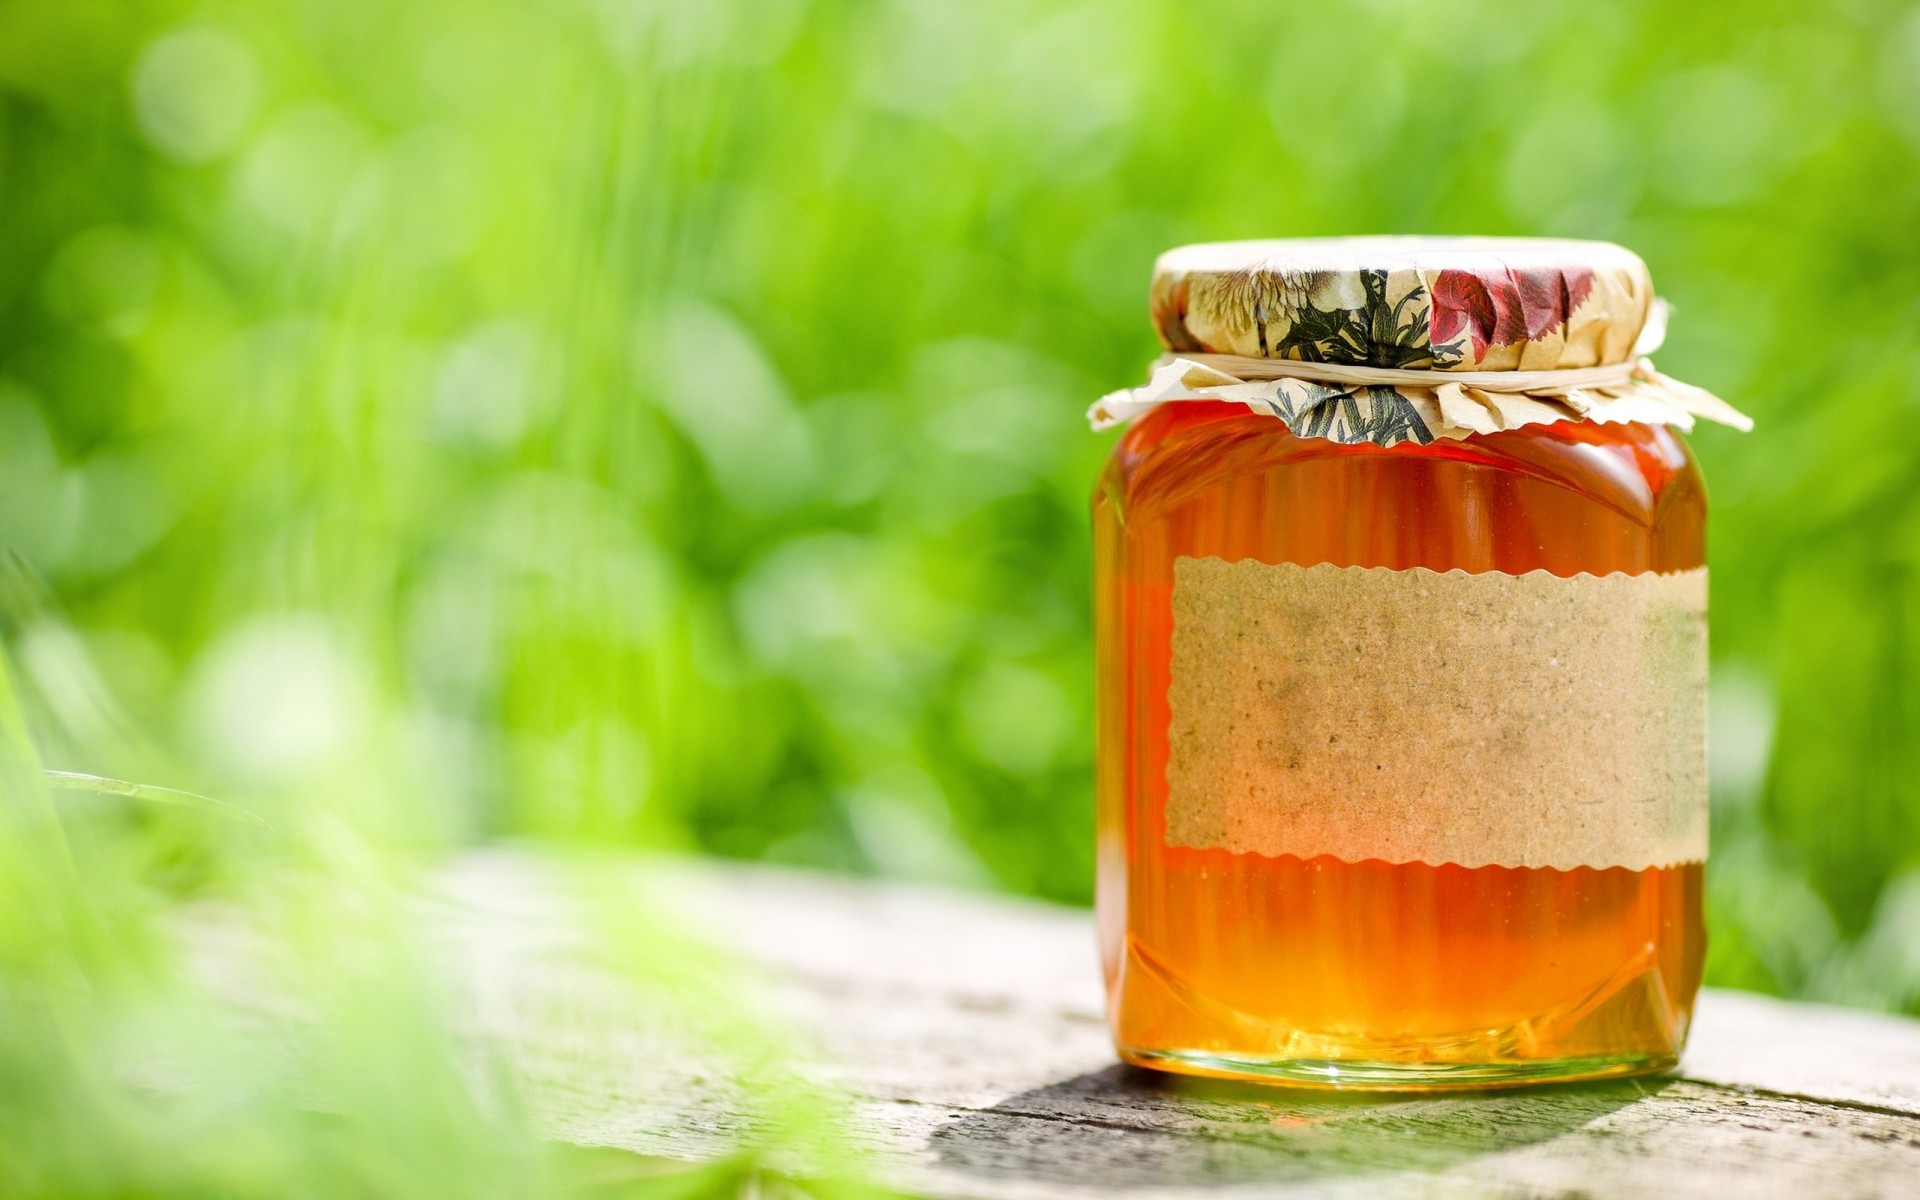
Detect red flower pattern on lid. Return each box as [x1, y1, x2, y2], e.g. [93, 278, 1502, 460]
[1430, 266, 1596, 359]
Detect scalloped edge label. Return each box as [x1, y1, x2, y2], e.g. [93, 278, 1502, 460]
[1165, 558, 1707, 871]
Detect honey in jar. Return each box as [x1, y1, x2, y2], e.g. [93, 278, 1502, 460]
[1091, 238, 1750, 1088]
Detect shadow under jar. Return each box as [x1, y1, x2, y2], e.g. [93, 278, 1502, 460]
[1091, 238, 1750, 1090]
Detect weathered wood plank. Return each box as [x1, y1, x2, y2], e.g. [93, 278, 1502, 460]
[1685, 989, 1920, 1116]
[417, 853, 1920, 1197]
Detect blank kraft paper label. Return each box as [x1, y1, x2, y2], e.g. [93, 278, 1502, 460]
[1165, 557, 1708, 871]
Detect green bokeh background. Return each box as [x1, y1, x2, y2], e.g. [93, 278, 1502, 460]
[2, 0, 1919, 1021]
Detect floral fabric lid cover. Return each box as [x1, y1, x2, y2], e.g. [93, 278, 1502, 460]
[1152, 237, 1650, 370]
[1102, 236, 1751, 447]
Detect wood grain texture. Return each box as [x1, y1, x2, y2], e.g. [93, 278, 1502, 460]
[412, 854, 1920, 1197]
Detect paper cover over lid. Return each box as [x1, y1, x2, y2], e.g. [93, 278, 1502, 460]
[1150, 237, 1654, 372]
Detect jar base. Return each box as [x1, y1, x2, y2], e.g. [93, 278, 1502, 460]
[1116, 1045, 1679, 1092]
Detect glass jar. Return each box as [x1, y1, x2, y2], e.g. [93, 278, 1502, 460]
[1091, 238, 1748, 1089]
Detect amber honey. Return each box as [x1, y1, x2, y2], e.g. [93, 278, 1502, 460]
[1093, 400, 1707, 1087]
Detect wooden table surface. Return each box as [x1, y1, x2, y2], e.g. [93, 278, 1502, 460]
[411, 853, 1920, 1199]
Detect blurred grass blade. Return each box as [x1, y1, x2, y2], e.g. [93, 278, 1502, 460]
[43, 770, 273, 830]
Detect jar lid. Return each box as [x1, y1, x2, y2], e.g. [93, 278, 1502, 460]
[1095, 236, 1751, 445]
[1150, 236, 1652, 372]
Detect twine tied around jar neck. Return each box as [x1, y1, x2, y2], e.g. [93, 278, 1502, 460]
[1088, 299, 1754, 440]
[1143, 351, 1647, 393]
